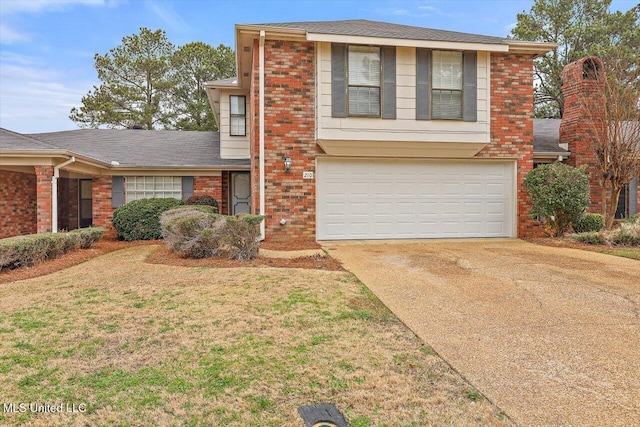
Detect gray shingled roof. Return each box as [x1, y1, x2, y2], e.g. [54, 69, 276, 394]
[0, 128, 58, 151]
[533, 119, 565, 153]
[5, 129, 250, 168]
[250, 19, 507, 45]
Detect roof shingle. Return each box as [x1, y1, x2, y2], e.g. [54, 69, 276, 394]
[247, 19, 507, 45]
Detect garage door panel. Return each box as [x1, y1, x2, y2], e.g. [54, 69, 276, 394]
[317, 159, 514, 240]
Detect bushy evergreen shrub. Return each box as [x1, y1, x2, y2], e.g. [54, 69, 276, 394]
[185, 195, 219, 212]
[112, 198, 184, 241]
[573, 213, 604, 233]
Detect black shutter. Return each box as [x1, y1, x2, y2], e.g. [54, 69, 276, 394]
[112, 176, 124, 208]
[331, 43, 347, 118]
[416, 48, 431, 120]
[381, 46, 396, 119]
[182, 176, 194, 200]
[463, 51, 478, 122]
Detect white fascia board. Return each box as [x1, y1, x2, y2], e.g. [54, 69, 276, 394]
[305, 32, 510, 52]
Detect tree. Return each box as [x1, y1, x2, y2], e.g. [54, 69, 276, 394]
[70, 28, 175, 130]
[511, 0, 639, 118]
[523, 163, 591, 237]
[170, 42, 236, 131]
[577, 55, 640, 229]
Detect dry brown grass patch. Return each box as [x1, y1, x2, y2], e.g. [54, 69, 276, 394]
[0, 246, 511, 426]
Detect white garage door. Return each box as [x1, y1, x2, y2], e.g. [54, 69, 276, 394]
[317, 158, 515, 240]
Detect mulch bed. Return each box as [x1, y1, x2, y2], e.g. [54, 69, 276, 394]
[259, 238, 322, 250]
[1, 238, 341, 284]
[146, 247, 343, 271]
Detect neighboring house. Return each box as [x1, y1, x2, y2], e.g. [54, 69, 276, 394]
[1, 19, 560, 241]
[0, 129, 250, 239]
[535, 56, 639, 219]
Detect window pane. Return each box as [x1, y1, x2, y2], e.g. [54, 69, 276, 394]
[230, 95, 245, 115]
[230, 116, 245, 136]
[432, 90, 462, 119]
[348, 46, 380, 86]
[348, 87, 381, 116]
[433, 51, 462, 90]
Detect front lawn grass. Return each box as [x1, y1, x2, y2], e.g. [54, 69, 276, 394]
[0, 245, 510, 426]
[597, 248, 640, 260]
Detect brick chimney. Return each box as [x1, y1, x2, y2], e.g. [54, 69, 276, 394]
[559, 56, 606, 212]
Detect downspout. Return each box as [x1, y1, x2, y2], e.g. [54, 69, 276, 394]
[52, 156, 76, 233]
[259, 30, 266, 240]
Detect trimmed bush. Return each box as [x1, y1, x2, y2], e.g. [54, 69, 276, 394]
[573, 213, 604, 233]
[0, 227, 104, 271]
[523, 163, 590, 237]
[569, 232, 606, 245]
[186, 195, 219, 212]
[160, 207, 264, 260]
[112, 198, 184, 241]
[72, 227, 105, 249]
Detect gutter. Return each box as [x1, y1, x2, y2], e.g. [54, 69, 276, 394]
[52, 156, 76, 233]
[259, 29, 266, 240]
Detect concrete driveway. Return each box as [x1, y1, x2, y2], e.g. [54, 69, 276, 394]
[325, 239, 640, 426]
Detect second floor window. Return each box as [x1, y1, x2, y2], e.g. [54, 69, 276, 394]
[348, 46, 380, 116]
[230, 95, 246, 136]
[432, 51, 463, 119]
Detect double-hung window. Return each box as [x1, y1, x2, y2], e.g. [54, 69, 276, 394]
[432, 51, 463, 119]
[348, 46, 381, 116]
[230, 95, 246, 136]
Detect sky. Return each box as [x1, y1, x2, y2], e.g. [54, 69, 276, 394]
[0, 0, 637, 134]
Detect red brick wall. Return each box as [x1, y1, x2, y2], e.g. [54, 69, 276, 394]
[35, 165, 53, 233]
[251, 40, 319, 241]
[0, 170, 37, 238]
[478, 53, 538, 237]
[92, 176, 114, 233]
[560, 57, 605, 213]
[194, 176, 222, 206]
[221, 172, 229, 215]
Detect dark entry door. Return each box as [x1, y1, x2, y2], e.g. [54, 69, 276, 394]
[231, 172, 251, 215]
[79, 179, 93, 228]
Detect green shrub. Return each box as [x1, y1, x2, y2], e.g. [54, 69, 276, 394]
[523, 163, 590, 237]
[621, 213, 640, 224]
[160, 207, 264, 261]
[573, 213, 604, 233]
[186, 195, 219, 212]
[569, 232, 606, 245]
[112, 198, 184, 241]
[0, 228, 104, 271]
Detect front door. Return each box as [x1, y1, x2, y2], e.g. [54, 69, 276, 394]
[79, 179, 93, 228]
[231, 172, 251, 215]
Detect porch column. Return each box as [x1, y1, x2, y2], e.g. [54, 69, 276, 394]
[35, 165, 54, 233]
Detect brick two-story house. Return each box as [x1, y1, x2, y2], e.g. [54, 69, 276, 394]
[2, 19, 573, 241]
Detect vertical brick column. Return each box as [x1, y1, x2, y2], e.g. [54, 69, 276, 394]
[478, 53, 538, 237]
[35, 165, 54, 233]
[560, 56, 605, 213]
[251, 40, 319, 242]
[92, 176, 114, 233]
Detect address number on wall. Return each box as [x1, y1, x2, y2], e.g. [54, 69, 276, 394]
[302, 171, 314, 179]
